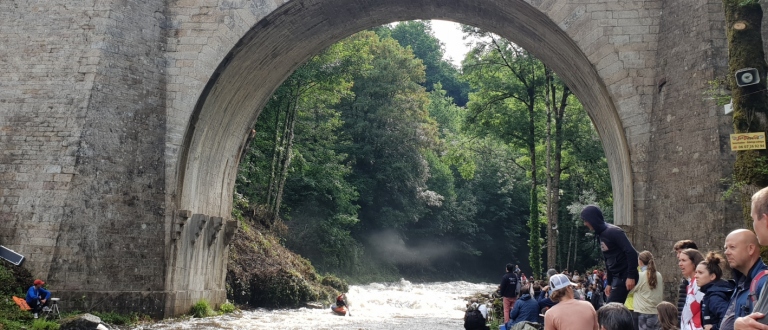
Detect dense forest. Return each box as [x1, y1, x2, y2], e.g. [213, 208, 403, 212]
[233, 21, 612, 283]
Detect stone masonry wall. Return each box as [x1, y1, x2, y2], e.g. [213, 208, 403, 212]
[0, 0, 171, 316]
[0, 0, 98, 280]
[635, 0, 740, 300]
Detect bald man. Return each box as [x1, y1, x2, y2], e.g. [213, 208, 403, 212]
[720, 229, 768, 330]
[733, 187, 768, 330]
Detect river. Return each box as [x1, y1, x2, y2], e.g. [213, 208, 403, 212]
[130, 280, 497, 330]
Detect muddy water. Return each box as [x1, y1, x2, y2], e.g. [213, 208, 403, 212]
[130, 280, 496, 329]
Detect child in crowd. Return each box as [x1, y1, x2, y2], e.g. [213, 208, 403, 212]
[657, 301, 680, 330]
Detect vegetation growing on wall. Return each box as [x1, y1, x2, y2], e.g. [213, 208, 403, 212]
[721, 0, 768, 227]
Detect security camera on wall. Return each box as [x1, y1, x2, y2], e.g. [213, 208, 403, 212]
[735, 68, 760, 87]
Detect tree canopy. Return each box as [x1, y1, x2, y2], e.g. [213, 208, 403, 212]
[234, 23, 612, 282]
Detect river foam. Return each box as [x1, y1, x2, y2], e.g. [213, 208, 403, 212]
[129, 279, 496, 329]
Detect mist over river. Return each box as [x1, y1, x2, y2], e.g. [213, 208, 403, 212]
[129, 280, 496, 330]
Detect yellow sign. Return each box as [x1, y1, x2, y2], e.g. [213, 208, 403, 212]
[731, 132, 767, 151]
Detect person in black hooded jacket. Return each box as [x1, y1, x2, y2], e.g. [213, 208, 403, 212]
[695, 252, 734, 330]
[581, 205, 639, 304]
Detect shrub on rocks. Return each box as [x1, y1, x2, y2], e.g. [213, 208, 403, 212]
[219, 302, 236, 314]
[320, 275, 349, 293]
[250, 269, 317, 308]
[190, 299, 213, 318]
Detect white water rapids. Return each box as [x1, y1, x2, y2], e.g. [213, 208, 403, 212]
[130, 280, 497, 329]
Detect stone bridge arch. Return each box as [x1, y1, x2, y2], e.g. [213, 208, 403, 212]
[0, 0, 736, 318]
[170, 0, 647, 315]
[174, 0, 646, 228]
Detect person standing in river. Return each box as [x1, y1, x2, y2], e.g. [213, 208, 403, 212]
[501, 263, 520, 323]
[581, 205, 639, 304]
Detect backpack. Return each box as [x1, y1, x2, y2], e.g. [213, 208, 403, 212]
[464, 306, 487, 330]
[749, 270, 768, 309]
[750, 271, 768, 325]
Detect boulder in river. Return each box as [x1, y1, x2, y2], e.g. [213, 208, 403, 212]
[59, 313, 113, 330]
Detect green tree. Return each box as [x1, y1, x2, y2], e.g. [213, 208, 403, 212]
[235, 35, 375, 275]
[234, 22, 610, 282]
[543, 67, 572, 271]
[337, 32, 438, 233]
[462, 27, 546, 277]
[389, 21, 470, 106]
[555, 99, 611, 271]
[237, 37, 370, 225]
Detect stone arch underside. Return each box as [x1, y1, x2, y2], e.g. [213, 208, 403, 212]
[164, 0, 648, 316]
[176, 0, 635, 228]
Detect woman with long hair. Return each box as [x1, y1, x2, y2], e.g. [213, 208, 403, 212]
[679, 248, 705, 330]
[629, 250, 664, 330]
[695, 252, 734, 330]
[658, 301, 681, 330]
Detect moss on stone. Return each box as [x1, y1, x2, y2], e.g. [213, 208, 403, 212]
[723, 0, 768, 226]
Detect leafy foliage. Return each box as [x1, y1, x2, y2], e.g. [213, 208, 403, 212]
[389, 21, 470, 106]
[233, 22, 612, 286]
[30, 320, 59, 330]
[219, 302, 236, 314]
[190, 299, 213, 318]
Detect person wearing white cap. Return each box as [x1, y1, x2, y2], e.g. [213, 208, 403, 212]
[544, 274, 599, 330]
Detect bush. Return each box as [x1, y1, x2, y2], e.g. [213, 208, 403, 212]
[250, 269, 317, 308]
[190, 299, 213, 318]
[30, 319, 59, 330]
[320, 275, 349, 293]
[219, 302, 236, 314]
[0, 267, 15, 295]
[0, 260, 34, 296]
[0, 297, 32, 321]
[0, 319, 28, 330]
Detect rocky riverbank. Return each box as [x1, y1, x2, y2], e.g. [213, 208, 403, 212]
[225, 219, 348, 308]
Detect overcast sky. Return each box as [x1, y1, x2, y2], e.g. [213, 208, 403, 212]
[430, 20, 471, 67]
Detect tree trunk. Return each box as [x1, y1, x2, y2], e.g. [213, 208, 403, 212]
[527, 80, 542, 278]
[544, 68, 556, 271]
[544, 67, 570, 271]
[722, 0, 768, 227]
[552, 83, 569, 267]
[565, 225, 572, 272]
[265, 103, 284, 209]
[572, 221, 579, 268]
[272, 103, 298, 224]
[270, 83, 302, 224]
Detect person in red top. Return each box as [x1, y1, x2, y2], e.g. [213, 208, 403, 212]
[544, 274, 599, 330]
